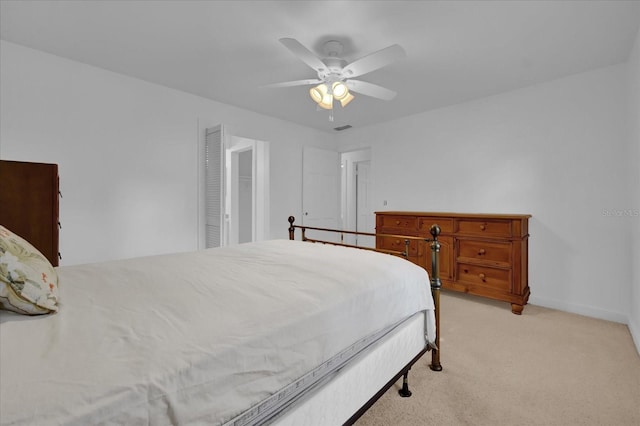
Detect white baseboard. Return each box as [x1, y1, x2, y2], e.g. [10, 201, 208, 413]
[530, 296, 640, 356]
[628, 317, 640, 356]
[528, 296, 628, 324]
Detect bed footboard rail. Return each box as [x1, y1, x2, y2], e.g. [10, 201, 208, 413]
[288, 216, 442, 373]
[288, 216, 420, 258]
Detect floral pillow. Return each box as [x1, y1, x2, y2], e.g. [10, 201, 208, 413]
[0, 225, 59, 315]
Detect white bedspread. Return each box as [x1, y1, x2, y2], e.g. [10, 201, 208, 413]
[0, 240, 434, 426]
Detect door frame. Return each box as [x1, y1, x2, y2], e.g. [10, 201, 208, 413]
[226, 135, 270, 245]
[340, 148, 372, 236]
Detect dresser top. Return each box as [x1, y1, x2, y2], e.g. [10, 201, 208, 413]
[375, 211, 531, 219]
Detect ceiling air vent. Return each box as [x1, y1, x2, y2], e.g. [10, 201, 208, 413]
[333, 124, 352, 131]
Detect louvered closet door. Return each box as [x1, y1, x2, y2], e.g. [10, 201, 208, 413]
[205, 126, 225, 248]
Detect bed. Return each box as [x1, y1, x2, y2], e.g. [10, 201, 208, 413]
[0, 173, 442, 425]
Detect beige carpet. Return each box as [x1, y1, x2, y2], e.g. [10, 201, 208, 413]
[356, 291, 640, 426]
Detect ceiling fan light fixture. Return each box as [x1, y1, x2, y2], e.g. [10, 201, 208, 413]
[309, 83, 334, 109]
[339, 92, 355, 107]
[318, 93, 334, 110]
[332, 81, 349, 100]
[309, 83, 328, 104]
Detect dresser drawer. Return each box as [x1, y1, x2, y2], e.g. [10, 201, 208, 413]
[456, 219, 512, 237]
[377, 215, 418, 231]
[418, 217, 454, 234]
[457, 263, 511, 292]
[457, 239, 511, 267]
[377, 235, 421, 257]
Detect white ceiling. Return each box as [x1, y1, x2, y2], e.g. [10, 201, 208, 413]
[1, 1, 639, 133]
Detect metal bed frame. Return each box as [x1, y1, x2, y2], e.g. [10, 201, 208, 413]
[287, 216, 442, 424]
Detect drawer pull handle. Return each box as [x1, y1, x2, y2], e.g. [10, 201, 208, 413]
[478, 273, 486, 281]
[480, 224, 486, 231]
[478, 249, 486, 255]
[395, 220, 401, 225]
[395, 240, 401, 245]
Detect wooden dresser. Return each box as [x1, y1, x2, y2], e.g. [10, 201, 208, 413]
[0, 160, 60, 266]
[376, 211, 531, 314]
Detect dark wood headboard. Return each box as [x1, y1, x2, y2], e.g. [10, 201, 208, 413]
[0, 160, 60, 266]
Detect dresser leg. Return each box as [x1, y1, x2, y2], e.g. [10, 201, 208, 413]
[511, 303, 524, 315]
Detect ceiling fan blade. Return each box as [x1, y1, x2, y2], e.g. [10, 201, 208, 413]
[342, 44, 406, 78]
[346, 80, 397, 101]
[279, 38, 326, 72]
[262, 79, 322, 88]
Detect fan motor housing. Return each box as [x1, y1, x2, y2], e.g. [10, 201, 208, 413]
[319, 57, 347, 80]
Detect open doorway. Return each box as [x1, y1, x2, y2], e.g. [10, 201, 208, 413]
[341, 148, 374, 247]
[236, 149, 253, 244]
[225, 135, 269, 246]
[226, 137, 265, 245]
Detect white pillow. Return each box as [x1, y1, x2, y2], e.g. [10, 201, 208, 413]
[0, 225, 59, 315]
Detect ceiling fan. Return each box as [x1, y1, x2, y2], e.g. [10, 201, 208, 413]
[264, 38, 406, 112]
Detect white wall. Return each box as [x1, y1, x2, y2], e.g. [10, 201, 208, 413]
[338, 64, 632, 324]
[1, 39, 637, 333]
[628, 27, 640, 353]
[0, 41, 335, 265]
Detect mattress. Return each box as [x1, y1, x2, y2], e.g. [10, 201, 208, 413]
[0, 239, 435, 425]
[273, 311, 428, 425]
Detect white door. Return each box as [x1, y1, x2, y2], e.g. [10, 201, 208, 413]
[302, 146, 340, 242]
[204, 125, 225, 248]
